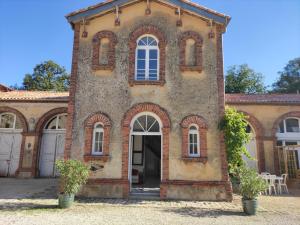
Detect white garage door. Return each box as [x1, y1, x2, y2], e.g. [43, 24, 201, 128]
[39, 113, 67, 177]
[0, 113, 23, 177]
[243, 124, 258, 170]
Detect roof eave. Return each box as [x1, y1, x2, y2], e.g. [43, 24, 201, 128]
[66, 0, 230, 27]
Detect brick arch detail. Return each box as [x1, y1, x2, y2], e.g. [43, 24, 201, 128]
[35, 107, 68, 133]
[83, 112, 112, 161]
[271, 111, 300, 174]
[128, 25, 167, 86]
[0, 106, 28, 132]
[180, 115, 208, 161]
[239, 111, 265, 172]
[121, 103, 171, 198]
[179, 31, 203, 72]
[92, 30, 118, 70]
[32, 107, 68, 177]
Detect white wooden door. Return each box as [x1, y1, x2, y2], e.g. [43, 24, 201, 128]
[39, 130, 65, 177]
[0, 130, 22, 176]
[243, 135, 258, 170]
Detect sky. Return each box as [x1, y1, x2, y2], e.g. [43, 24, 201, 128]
[0, 0, 299, 88]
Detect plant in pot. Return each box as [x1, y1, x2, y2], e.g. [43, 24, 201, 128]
[55, 159, 90, 208]
[239, 166, 268, 215]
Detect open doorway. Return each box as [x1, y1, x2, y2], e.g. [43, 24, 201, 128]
[131, 135, 161, 189]
[129, 113, 162, 195]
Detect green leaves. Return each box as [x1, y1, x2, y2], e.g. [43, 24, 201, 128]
[219, 107, 251, 174]
[272, 57, 300, 93]
[225, 64, 266, 94]
[55, 160, 90, 195]
[239, 167, 268, 199]
[22, 60, 70, 91]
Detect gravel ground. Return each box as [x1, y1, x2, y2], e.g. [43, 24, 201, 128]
[0, 178, 299, 225]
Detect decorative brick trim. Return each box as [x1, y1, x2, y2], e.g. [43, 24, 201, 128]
[239, 111, 265, 172]
[83, 112, 111, 161]
[216, 24, 232, 201]
[0, 106, 28, 132]
[179, 31, 203, 72]
[122, 103, 171, 197]
[31, 107, 68, 177]
[128, 25, 166, 86]
[180, 115, 208, 161]
[92, 30, 117, 70]
[65, 23, 80, 159]
[87, 178, 128, 185]
[271, 111, 300, 175]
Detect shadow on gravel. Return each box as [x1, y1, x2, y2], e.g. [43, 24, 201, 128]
[0, 202, 58, 212]
[164, 207, 245, 218]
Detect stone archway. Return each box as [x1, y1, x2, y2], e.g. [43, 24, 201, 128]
[272, 111, 300, 175]
[33, 107, 68, 176]
[240, 111, 265, 172]
[121, 103, 170, 197]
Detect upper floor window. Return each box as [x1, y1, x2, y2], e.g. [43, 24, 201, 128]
[188, 125, 200, 157]
[0, 113, 22, 129]
[135, 35, 159, 81]
[92, 123, 104, 155]
[278, 118, 300, 133]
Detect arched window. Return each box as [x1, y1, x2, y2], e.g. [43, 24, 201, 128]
[92, 123, 104, 155]
[0, 113, 22, 129]
[135, 35, 159, 81]
[132, 114, 160, 134]
[188, 125, 200, 157]
[278, 118, 300, 133]
[44, 114, 67, 130]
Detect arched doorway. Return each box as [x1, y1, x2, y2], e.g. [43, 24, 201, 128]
[276, 116, 300, 177]
[39, 113, 67, 177]
[129, 112, 162, 191]
[0, 112, 23, 176]
[243, 123, 258, 170]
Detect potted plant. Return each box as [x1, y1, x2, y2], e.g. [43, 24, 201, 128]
[239, 167, 268, 215]
[55, 159, 90, 208]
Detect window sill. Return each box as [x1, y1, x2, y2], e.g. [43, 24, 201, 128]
[180, 65, 202, 72]
[92, 64, 114, 71]
[84, 154, 110, 162]
[181, 157, 207, 163]
[129, 80, 165, 86]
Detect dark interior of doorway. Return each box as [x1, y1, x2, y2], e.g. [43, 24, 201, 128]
[132, 135, 161, 189]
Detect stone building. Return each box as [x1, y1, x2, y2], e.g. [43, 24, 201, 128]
[0, 0, 299, 200]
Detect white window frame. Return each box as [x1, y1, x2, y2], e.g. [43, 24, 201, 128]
[44, 113, 68, 131]
[188, 124, 200, 157]
[277, 117, 300, 141]
[135, 34, 160, 81]
[92, 122, 104, 155]
[0, 112, 17, 130]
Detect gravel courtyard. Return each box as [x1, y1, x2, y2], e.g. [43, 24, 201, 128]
[0, 178, 299, 225]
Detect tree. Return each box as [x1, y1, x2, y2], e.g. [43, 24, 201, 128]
[22, 60, 70, 91]
[225, 64, 266, 94]
[219, 107, 251, 174]
[271, 57, 300, 93]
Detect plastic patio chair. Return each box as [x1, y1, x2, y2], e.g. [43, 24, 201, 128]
[277, 174, 289, 194]
[268, 175, 277, 195]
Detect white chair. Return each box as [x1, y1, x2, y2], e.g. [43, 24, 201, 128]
[268, 175, 277, 195]
[261, 172, 270, 175]
[277, 174, 289, 194]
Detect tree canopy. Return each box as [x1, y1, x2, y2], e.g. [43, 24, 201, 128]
[225, 64, 266, 94]
[22, 60, 70, 91]
[271, 57, 300, 93]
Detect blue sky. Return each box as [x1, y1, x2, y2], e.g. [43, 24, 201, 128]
[0, 0, 299, 88]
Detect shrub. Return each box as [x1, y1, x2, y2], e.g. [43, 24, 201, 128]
[219, 107, 251, 174]
[239, 167, 268, 200]
[55, 160, 90, 195]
